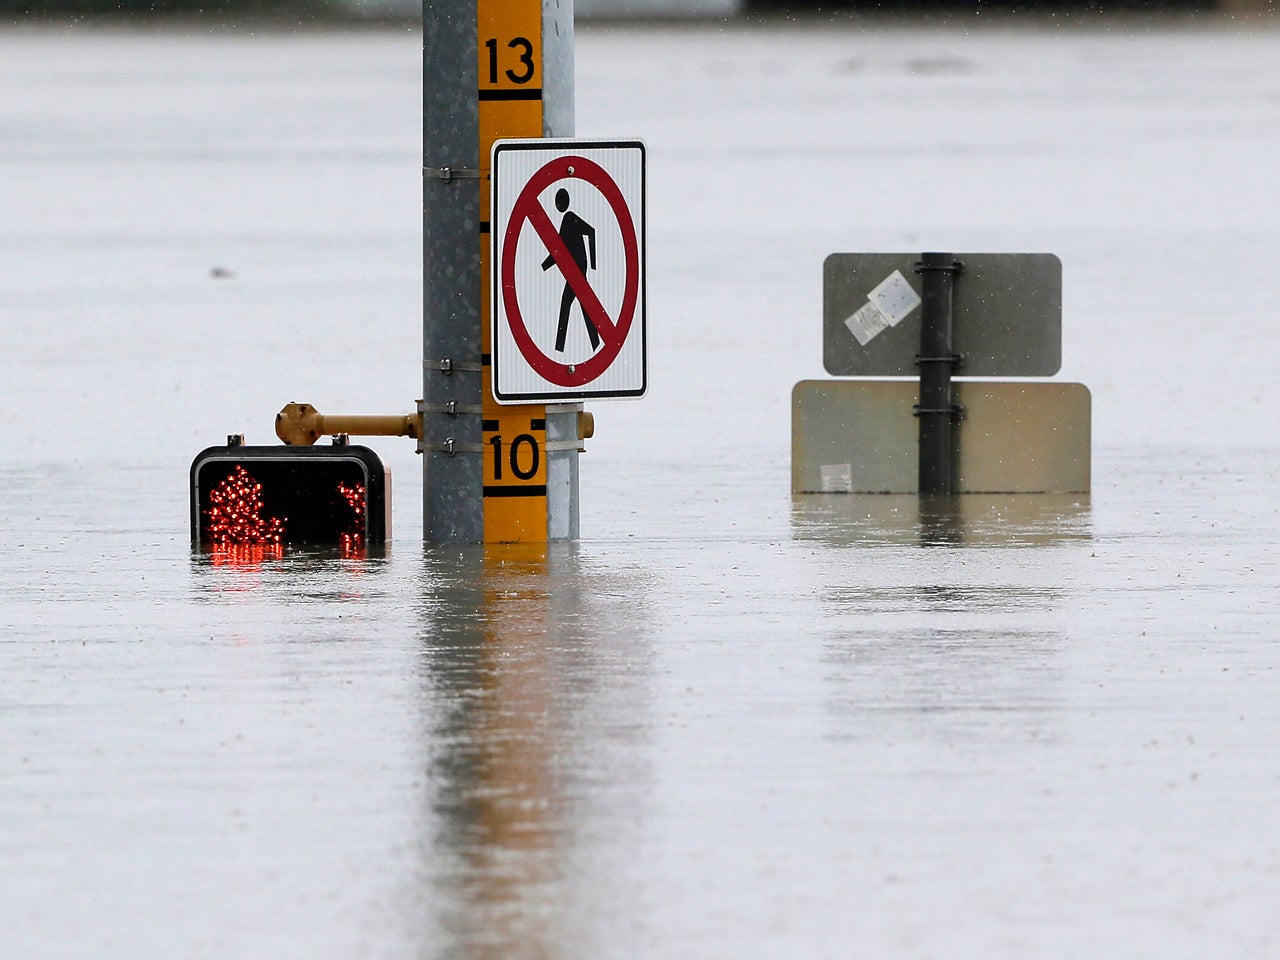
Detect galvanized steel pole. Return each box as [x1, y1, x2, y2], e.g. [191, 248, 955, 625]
[540, 0, 581, 542]
[422, 1, 578, 544]
[424, 5, 484, 542]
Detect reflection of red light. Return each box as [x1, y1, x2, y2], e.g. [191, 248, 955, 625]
[338, 481, 366, 559]
[210, 542, 284, 567]
[204, 465, 286, 546]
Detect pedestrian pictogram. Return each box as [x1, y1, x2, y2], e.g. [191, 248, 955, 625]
[491, 139, 646, 404]
[542, 188, 599, 353]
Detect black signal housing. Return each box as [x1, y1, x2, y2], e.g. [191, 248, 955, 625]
[190, 441, 389, 548]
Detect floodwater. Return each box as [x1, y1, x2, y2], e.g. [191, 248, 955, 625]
[3, 17, 1280, 960]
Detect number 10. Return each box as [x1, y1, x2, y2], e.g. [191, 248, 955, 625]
[489, 433, 540, 481]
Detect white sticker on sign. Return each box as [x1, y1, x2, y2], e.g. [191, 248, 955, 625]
[820, 463, 854, 493]
[844, 301, 891, 346]
[867, 269, 922, 326]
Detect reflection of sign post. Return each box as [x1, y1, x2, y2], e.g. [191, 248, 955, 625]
[492, 139, 646, 404]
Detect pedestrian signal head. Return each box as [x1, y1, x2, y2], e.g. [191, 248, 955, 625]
[190, 440, 389, 555]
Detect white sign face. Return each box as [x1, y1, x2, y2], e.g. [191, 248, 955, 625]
[491, 139, 646, 404]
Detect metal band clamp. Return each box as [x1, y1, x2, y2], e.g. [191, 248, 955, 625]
[914, 259, 964, 274]
[418, 401, 484, 417]
[915, 354, 965, 367]
[421, 439, 486, 456]
[420, 438, 583, 456]
[425, 166, 485, 183]
[433, 358, 486, 375]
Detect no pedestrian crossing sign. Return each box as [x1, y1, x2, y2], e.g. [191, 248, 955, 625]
[491, 138, 646, 404]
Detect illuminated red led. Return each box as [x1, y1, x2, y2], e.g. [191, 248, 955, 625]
[337, 481, 367, 558]
[204, 465, 287, 546]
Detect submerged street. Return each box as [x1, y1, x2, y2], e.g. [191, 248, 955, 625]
[2, 17, 1279, 958]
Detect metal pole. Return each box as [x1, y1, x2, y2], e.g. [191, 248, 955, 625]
[915, 252, 962, 495]
[423, 5, 484, 542]
[539, 0, 579, 541]
[423, 0, 578, 544]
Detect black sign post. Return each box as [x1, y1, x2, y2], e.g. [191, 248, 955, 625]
[914, 253, 964, 495]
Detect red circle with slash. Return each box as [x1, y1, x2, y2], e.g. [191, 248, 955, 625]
[500, 155, 639, 387]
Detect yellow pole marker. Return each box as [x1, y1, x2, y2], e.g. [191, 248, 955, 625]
[478, 0, 548, 543]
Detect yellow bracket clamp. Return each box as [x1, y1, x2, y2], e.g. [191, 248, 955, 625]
[275, 402, 422, 446]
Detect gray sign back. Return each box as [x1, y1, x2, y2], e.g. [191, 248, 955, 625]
[823, 253, 1062, 377]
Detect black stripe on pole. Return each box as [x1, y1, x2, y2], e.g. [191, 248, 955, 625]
[483, 485, 548, 498]
[478, 88, 543, 101]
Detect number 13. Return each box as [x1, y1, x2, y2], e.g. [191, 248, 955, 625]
[484, 37, 535, 85]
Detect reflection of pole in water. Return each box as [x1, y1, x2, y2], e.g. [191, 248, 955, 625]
[917, 494, 964, 547]
[473, 548, 558, 958]
[789, 493, 1092, 548]
[419, 543, 655, 957]
[421, 545, 559, 959]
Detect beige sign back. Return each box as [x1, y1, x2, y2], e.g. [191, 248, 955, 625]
[792, 380, 1091, 494]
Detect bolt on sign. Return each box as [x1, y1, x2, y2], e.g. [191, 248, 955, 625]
[490, 138, 647, 404]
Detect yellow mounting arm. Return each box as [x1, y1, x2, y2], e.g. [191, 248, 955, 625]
[275, 402, 422, 446]
[275, 401, 594, 448]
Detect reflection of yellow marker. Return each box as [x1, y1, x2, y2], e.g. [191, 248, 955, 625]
[429, 544, 557, 955]
[479, 0, 549, 543]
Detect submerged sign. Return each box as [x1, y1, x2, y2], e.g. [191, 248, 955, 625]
[791, 380, 1091, 494]
[823, 253, 1063, 377]
[491, 138, 647, 404]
